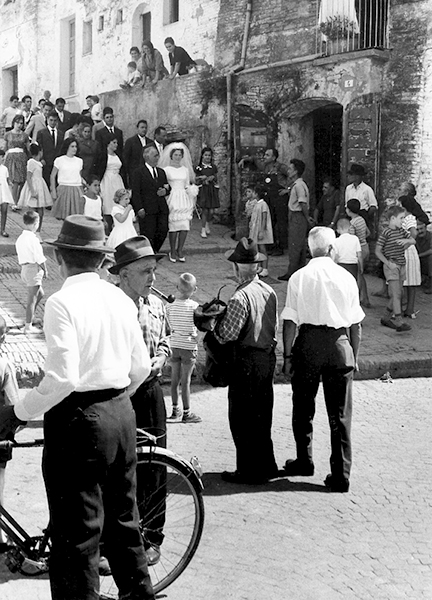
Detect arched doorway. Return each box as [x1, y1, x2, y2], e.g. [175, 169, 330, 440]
[131, 3, 151, 47]
[313, 103, 343, 199]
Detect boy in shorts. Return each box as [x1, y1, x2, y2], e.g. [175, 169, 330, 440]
[15, 210, 47, 335]
[375, 205, 415, 332]
[0, 316, 20, 551]
[166, 273, 201, 423]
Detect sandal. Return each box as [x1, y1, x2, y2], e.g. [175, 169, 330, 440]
[1, 232, 9, 238]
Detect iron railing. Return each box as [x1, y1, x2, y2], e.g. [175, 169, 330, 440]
[316, 0, 390, 56]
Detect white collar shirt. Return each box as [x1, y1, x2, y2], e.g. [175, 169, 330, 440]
[145, 162, 157, 178]
[281, 257, 365, 328]
[15, 230, 46, 265]
[345, 181, 377, 210]
[15, 273, 151, 421]
[154, 141, 164, 155]
[138, 135, 147, 146]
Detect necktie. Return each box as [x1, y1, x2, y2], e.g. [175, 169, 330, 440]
[109, 128, 113, 134]
[153, 167, 157, 179]
[51, 128, 55, 144]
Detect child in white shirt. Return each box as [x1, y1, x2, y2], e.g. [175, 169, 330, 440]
[333, 218, 362, 280]
[120, 62, 142, 89]
[15, 210, 47, 334]
[83, 175, 103, 220]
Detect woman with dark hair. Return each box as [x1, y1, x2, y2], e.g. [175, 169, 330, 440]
[195, 146, 219, 238]
[158, 143, 198, 261]
[96, 134, 125, 233]
[77, 122, 100, 184]
[141, 40, 168, 85]
[164, 37, 196, 79]
[4, 114, 29, 208]
[50, 138, 85, 219]
[398, 182, 430, 225]
[64, 113, 84, 140]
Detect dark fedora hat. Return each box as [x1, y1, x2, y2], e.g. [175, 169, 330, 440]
[45, 215, 114, 253]
[347, 163, 366, 176]
[224, 238, 266, 264]
[109, 236, 165, 274]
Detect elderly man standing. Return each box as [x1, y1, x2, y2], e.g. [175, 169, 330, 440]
[0, 216, 154, 600]
[215, 238, 279, 485]
[110, 236, 170, 565]
[282, 227, 365, 493]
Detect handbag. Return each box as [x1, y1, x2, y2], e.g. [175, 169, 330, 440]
[202, 332, 234, 388]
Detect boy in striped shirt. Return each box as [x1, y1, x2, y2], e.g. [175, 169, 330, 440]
[166, 273, 201, 423]
[375, 205, 415, 332]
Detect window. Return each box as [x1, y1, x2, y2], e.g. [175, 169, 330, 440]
[163, 0, 179, 25]
[83, 20, 92, 55]
[116, 9, 123, 25]
[98, 15, 104, 31]
[69, 20, 76, 95]
[142, 12, 151, 41]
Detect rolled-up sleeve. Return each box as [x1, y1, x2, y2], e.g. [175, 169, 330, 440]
[280, 280, 299, 324]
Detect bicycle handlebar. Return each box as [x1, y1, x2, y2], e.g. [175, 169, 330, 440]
[1, 430, 158, 450]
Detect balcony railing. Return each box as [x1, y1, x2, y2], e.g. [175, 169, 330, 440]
[316, 0, 390, 56]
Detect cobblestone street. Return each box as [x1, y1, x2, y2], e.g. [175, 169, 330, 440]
[1, 378, 431, 600]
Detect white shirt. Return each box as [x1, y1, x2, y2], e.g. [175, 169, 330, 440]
[53, 155, 83, 185]
[345, 181, 377, 210]
[154, 141, 164, 156]
[83, 194, 103, 220]
[145, 162, 157, 178]
[15, 273, 151, 420]
[281, 257, 365, 328]
[333, 233, 361, 264]
[15, 230, 46, 265]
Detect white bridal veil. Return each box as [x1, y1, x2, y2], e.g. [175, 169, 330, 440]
[158, 142, 196, 184]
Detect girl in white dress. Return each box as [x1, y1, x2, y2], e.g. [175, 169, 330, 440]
[82, 175, 103, 221]
[106, 189, 136, 248]
[245, 185, 273, 278]
[0, 149, 14, 237]
[51, 138, 85, 220]
[402, 211, 421, 318]
[100, 137, 124, 234]
[18, 144, 52, 231]
[158, 143, 198, 262]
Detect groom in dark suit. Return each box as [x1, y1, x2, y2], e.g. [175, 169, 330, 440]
[123, 120, 153, 186]
[131, 145, 170, 252]
[36, 111, 65, 186]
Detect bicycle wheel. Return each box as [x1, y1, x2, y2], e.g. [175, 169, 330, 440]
[100, 448, 204, 598]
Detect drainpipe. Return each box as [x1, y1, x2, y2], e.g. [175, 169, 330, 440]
[226, 0, 252, 217]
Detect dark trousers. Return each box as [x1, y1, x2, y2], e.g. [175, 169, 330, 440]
[291, 325, 355, 481]
[138, 213, 168, 252]
[43, 389, 154, 600]
[268, 195, 288, 249]
[287, 211, 308, 279]
[132, 378, 167, 547]
[339, 263, 358, 280]
[228, 347, 278, 478]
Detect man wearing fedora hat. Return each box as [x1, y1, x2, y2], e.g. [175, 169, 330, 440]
[215, 238, 279, 485]
[343, 163, 378, 236]
[2, 216, 155, 599]
[110, 236, 170, 566]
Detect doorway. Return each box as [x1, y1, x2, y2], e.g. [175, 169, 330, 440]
[313, 104, 343, 200]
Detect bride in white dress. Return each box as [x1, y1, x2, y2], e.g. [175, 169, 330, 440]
[158, 142, 198, 262]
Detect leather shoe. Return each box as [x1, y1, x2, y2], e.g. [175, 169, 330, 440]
[221, 470, 268, 485]
[324, 474, 349, 493]
[145, 544, 161, 566]
[278, 273, 290, 281]
[284, 459, 314, 476]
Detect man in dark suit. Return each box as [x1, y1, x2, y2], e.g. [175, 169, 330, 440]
[54, 97, 72, 133]
[151, 125, 167, 156]
[95, 107, 124, 158]
[131, 145, 170, 252]
[36, 111, 65, 186]
[123, 120, 153, 186]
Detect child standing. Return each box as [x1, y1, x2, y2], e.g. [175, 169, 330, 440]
[245, 185, 273, 278]
[106, 188, 136, 248]
[18, 143, 52, 232]
[0, 149, 14, 238]
[0, 316, 20, 551]
[333, 218, 362, 280]
[375, 205, 415, 332]
[82, 175, 103, 220]
[15, 210, 47, 334]
[402, 210, 421, 318]
[166, 273, 201, 423]
[346, 198, 371, 307]
[195, 147, 219, 239]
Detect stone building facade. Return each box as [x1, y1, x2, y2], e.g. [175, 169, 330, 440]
[1, 0, 432, 218]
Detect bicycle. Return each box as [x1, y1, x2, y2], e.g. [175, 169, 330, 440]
[0, 429, 205, 598]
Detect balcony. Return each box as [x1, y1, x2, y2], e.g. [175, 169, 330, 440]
[316, 0, 390, 57]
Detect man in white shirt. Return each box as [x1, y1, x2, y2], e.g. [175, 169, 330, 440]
[344, 163, 378, 235]
[123, 119, 154, 186]
[282, 227, 365, 493]
[1, 216, 155, 600]
[0, 95, 20, 131]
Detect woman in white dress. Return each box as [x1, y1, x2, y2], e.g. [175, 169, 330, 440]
[158, 142, 198, 262]
[98, 135, 125, 234]
[51, 138, 85, 220]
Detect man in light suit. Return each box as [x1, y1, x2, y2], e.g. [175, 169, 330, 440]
[25, 102, 53, 142]
[131, 145, 170, 252]
[95, 107, 124, 158]
[36, 111, 65, 186]
[123, 120, 153, 186]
